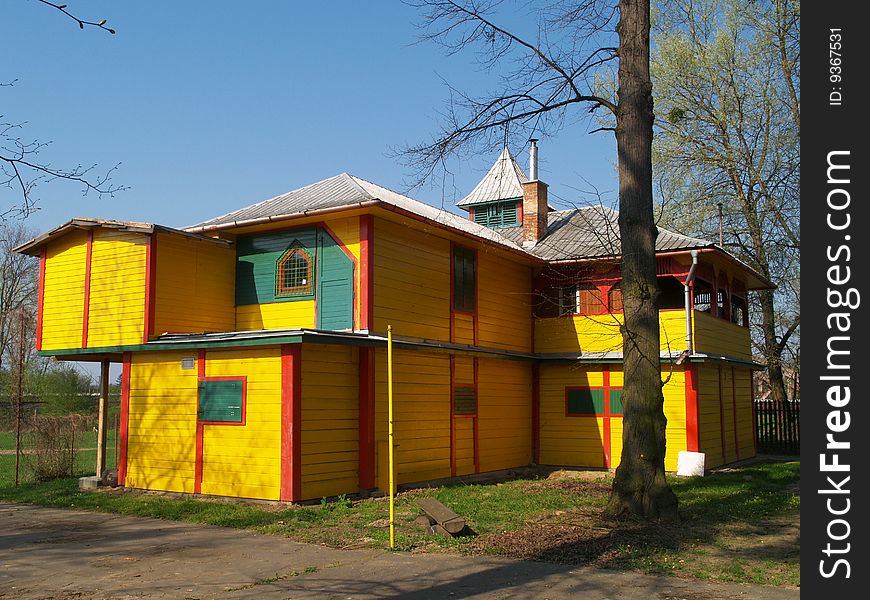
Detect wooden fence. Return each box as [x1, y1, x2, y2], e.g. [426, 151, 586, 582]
[754, 399, 800, 455]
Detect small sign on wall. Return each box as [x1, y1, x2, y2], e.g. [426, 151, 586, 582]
[181, 357, 196, 370]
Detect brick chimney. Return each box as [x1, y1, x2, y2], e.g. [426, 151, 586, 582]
[522, 139, 548, 246]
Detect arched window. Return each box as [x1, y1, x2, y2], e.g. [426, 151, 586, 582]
[275, 244, 313, 297]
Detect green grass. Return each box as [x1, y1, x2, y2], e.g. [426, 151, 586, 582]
[0, 461, 799, 587]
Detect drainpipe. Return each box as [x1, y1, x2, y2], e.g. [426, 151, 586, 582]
[684, 250, 699, 355]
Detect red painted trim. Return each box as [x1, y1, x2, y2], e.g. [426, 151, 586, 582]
[81, 230, 93, 348]
[449, 355, 456, 477]
[473, 357, 479, 474]
[718, 365, 727, 463]
[320, 221, 359, 330]
[117, 352, 132, 486]
[602, 367, 611, 468]
[517, 199, 523, 225]
[684, 364, 699, 452]
[36, 247, 46, 351]
[280, 344, 302, 501]
[731, 366, 739, 460]
[468, 207, 474, 221]
[143, 233, 156, 343]
[359, 215, 374, 331]
[531, 363, 540, 464]
[194, 351, 206, 493]
[358, 347, 376, 490]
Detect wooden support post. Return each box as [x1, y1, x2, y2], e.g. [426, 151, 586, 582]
[96, 359, 110, 477]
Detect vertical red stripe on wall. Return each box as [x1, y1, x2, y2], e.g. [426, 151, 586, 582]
[280, 344, 302, 501]
[684, 364, 699, 452]
[358, 347, 376, 490]
[472, 248, 479, 346]
[602, 367, 611, 468]
[81, 230, 94, 348]
[194, 350, 206, 494]
[143, 233, 156, 343]
[359, 215, 374, 331]
[449, 355, 456, 477]
[117, 352, 132, 487]
[36, 247, 46, 351]
[472, 357, 480, 474]
[531, 363, 540, 464]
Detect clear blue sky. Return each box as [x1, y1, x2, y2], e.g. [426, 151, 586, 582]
[3, 1, 618, 236]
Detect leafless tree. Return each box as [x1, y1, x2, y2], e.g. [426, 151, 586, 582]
[1, 1, 124, 218]
[406, 0, 678, 520]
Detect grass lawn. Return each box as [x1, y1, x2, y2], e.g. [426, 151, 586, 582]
[0, 458, 799, 588]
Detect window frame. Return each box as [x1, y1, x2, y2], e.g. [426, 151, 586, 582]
[565, 385, 624, 417]
[275, 242, 315, 299]
[452, 245, 477, 313]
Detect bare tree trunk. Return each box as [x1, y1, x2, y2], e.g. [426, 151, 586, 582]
[606, 0, 678, 521]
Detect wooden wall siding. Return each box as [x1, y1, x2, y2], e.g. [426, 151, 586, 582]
[534, 309, 688, 354]
[199, 348, 282, 500]
[692, 311, 752, 359]
[733, 368, 756, 459]
[477, 251, 533, 352]
[236, 301, 316, 331]
[300, 344, 360, 500]
[539, 366, 606, 467]
[538, 366, 687, 471]
[453, 312, 475, 345]
[125, 351, 198, 494]
[153, 233, 235, 336]
[40, 230, 88, 351]
[86, 229, 148, 347]
[697, 364, 725, 468]
[374, 349, 451, 489]
[451, 355, 476, 477]
[373, 218, 450, 340]
[477, 357, 532, 472]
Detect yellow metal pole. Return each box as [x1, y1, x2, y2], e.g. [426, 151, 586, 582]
[388, 324, 395, 549]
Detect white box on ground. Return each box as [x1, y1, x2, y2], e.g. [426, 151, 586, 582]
[676, 451, 705, 477]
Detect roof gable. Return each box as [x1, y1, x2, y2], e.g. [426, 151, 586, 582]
[456, 147, 528, 207]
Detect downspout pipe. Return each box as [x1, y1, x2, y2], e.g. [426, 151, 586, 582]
[684, 250, 699, 355]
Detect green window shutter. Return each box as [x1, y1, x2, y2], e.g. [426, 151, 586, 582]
[501, 201, 518, 226]
[454, 387, 477, 415]
[566, 388, 605, 415]
[610, 389, 624, 415]
[473, 209, 488, 226]
[198, 379, 244, 423]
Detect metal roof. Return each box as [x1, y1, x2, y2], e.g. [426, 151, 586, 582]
[186, 172, 526, 252]
[456, 147, 528, 207]
[499, 205, 713, 260]
[13, 218, 232, 256]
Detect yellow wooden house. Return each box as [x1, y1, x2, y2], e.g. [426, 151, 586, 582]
[17, 146, 772, 502]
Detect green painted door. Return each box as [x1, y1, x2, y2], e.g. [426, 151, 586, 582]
[316, 231, 354, 330]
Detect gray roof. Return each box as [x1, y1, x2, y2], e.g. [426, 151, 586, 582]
[499, 205, 712, 261]
[186, 173, 525, 252]
[456, 147, 528, 207]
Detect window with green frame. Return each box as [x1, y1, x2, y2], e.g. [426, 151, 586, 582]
[566, 387, 623, 416]
[453, 246, 476, 312]
[472, 200, 519, 228]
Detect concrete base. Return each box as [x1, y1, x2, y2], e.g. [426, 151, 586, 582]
[78, 476, 101, 491]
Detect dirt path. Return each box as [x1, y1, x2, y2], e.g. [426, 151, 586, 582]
[0, 503, 799, 600]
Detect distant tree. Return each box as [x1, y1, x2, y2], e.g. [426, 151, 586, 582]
[651, 0, 800, 403]
[2, 1, 123, 218]
[27, 364, 96, 415]
[406, 0, 678, 520]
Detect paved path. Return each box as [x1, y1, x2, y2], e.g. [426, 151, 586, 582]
[0, 503, 799, 599]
